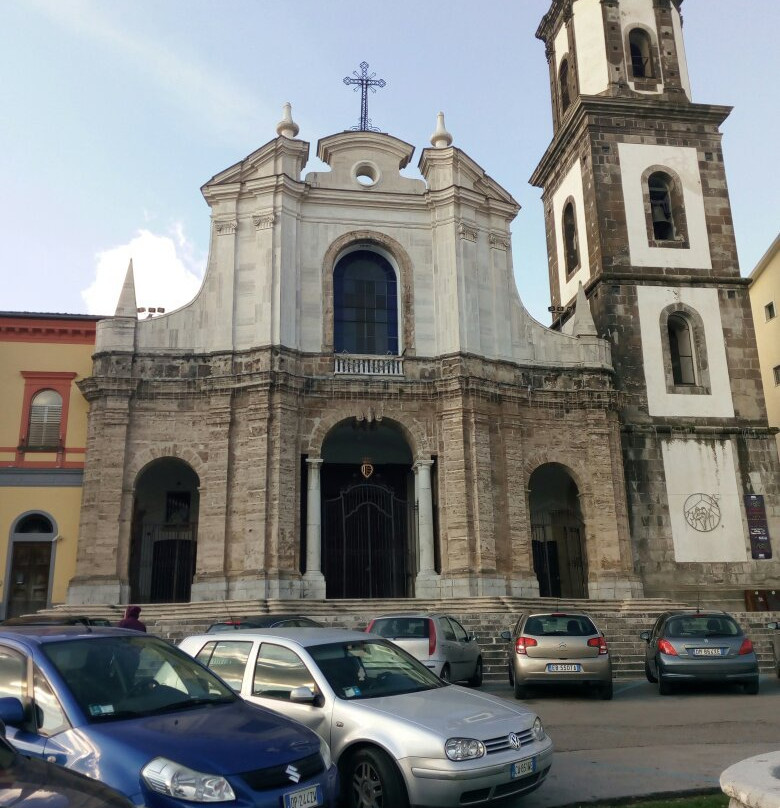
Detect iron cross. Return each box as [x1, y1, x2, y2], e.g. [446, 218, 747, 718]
[343, 61, 386, 132]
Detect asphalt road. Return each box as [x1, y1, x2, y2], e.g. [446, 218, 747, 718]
[481, 674, 780, 807]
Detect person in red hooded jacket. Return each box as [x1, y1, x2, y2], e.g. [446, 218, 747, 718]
[117, 605, 146, 632]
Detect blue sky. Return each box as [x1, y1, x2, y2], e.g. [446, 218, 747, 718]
[2, 0, 778, 324]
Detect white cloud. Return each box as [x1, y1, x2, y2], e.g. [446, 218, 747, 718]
[82, 228, 204, 316]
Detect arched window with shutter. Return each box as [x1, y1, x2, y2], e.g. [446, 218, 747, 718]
[628, 28, 653, 78]
[559, 58, 571, 114]
[667, 314, 696, 385]
[27, 390, 62, 448]
[562, 201, 580, 276]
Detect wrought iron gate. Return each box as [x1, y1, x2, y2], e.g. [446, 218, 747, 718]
[531, 509, 587, 599]
[323, 481, 415, 599]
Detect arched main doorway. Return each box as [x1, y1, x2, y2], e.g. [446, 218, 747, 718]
[4, 513, 57, 619]
[129, 458, 200, 603]
[319, 419, 415, 598]
[529, 463, 588, 598]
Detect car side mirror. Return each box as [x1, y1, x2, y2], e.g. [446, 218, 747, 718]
[639, 630, 651, 643]
[0, 697, 24, 728]
[469, 633, 476, 642]
[768, 622, 778, 631]
[289, 686, 318, 705]
[500, 630, 511, 641]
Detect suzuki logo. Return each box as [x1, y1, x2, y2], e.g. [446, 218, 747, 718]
[558, 642, 567, 650]
[508, 733, 522, 750]
[286, 765, 301, 784]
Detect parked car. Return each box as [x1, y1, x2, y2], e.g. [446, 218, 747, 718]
[207, 614, 323, 633]
[640, 610, 759, 695]
[365, 612, 483, 685]
[2, 614, 112, 627]
[0, 626, 338, 807]
[765, 620, 780, 678]
[0, 727, 133, 807]
[500, 611, 613, 700]
[179, 627, 553, 808]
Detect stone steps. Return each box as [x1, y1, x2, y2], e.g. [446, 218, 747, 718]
[36, 599, 780, 679]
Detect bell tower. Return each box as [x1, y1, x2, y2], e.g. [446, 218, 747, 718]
[531, 0, 780, 604]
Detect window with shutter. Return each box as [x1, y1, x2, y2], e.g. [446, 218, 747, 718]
[27, 390, 62, 448]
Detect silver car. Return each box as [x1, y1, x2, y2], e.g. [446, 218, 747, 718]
[768, 621, 780, 678]
[640, 610, 759, 695]
[501, 611, 613, 700]
[366, 612, 483, 685]
[179, 628, 553, 808]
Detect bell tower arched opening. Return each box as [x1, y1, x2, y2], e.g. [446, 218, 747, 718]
[130, 458, 200, 603]
[317, 419, 416, 598]
[529, 463, 588, 599]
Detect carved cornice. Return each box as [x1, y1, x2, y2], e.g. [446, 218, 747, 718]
[458, 222, 478, 243]
[252, 211, 276, 230]
[489, 232, 510, 251]
[214, 218, 238, 236]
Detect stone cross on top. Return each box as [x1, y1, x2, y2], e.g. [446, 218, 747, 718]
[343, 61, 386, 132]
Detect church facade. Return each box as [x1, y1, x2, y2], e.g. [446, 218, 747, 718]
[68, 0, 778, 609]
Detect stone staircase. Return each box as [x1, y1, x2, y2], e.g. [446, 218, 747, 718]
[38, 598, 779, 682]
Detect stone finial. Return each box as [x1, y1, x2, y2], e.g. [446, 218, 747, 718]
[572, 282, 598, 338]
[115, 258, 138, 318]
[276, 102, 300, 139]
[430, 111, 452, 148]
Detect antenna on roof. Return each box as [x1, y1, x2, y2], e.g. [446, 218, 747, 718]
[222, 598, 237, 629]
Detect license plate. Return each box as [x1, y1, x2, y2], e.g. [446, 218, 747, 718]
[547, 663, 581, 672]
[283, 784, 322, 808]
[692, 647, 724, 656]
[511, 756, 537, 779]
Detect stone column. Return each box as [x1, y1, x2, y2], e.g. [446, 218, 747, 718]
[302, 458, 326, 598]
[414, 458, 440, 596]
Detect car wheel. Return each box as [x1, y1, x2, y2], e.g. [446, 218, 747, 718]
[343, 748, 409, 808]
[513, 677, 527, 700]
[743, 679, 759, 695]
[644, 661, 657, 684]
[599, 681, 613, 700]
[440, 664, 451, 683]
[467, 657, 483, 687]
[657, 671, 672, 696]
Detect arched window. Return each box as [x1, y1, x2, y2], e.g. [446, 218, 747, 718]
[559, 58, 571, 114]
[16, 514, 54, 533]
[334, 249, 398, 355]
[648, 172, 677, 241]
[629, 29, 653, 78]
[668, 314, 696, 385]
[27, 390, 62, 448]
[562, 201, 579, 275]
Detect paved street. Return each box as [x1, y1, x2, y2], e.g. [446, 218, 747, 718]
[482, 675, 780, 806]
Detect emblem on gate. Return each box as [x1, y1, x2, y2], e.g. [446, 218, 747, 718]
[508, 733, 522, 750]
[361, 458, 374, 479]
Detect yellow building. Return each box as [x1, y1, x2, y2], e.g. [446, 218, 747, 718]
[749, 236, 780, 459]
[0, 313, 98, 619]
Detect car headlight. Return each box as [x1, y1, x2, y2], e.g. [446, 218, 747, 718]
[141, 757, 236, 802]
[531, 716, 545, 741]
[319, 736, 333, 769]
[445, 738, 486, 761]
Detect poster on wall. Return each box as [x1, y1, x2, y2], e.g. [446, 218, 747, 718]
[744, 494, 772, 560]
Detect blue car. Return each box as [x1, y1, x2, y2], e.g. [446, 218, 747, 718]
[0, 627, 338, 807]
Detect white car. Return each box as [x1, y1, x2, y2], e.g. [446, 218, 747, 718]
[179, 628, 553, 808]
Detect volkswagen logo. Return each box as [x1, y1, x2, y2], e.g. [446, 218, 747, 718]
[508, 733, 522, 750]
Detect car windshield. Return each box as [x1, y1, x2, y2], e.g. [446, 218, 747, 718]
[665, 615, 741, 638]
[524, 614, 597, 637]
[43, 635, 236, 721]
[369, 617, 429, 639]
[309, 639, 445, 699]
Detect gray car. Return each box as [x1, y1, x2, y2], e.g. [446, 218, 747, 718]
[766, 621, 780, 678]
[179, 627, 553, 808]
[366, 612, 483, 685]
[640, 610, 759, 695]
[500, 611, 613, 700]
